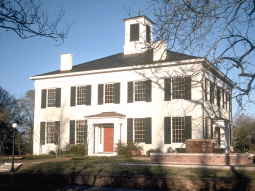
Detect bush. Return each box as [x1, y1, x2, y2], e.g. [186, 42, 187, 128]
[115, 141, 143, 156]
[167, 147, 175, 153]
[63, 143, 88, 156]
[48, 150, 56, 155]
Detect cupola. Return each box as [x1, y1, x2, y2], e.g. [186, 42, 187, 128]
[123, 16, 154, 55]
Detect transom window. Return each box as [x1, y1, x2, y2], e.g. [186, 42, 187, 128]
[76, 120, 87, 143]
[46, 122, 55, 144]
[135, 81, 145, 101]
[172, 117, 185, 143]
[172, 77, 185, 99]
[77, 86, 86, 105]
[47, 89, 56, 107]
[105, 84, 115, 103]
[134, 118, 145, 143]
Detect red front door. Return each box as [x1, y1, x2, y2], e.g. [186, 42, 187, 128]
[104, 127, 114, 152]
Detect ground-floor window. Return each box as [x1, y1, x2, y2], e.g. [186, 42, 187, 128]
[76, 120, 87, 143]
[134, 118, 145, 143]
[172, 117, 185, 143]
[46, 122, 55, 144]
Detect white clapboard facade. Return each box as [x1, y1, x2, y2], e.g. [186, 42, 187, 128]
[30, 16, 234, 155]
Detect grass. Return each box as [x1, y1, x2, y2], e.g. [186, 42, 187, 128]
[19, 156, 255, 180]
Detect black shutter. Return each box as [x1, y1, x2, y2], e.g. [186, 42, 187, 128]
[146, 25, 151, 43]
[164, 117, 171, 144]
[145, 80, 152, 102]
[86, 85, 91, 105]
[98, 84, 104, 105]
[56, 88, 61, 107]
[210, 119, 213, 139]
[127, 118, 133, 143]
[130, 23, 139, 41]
[127, 82, 133, 103]
[210, 82, 214, 104]
[84, 120, 88, 144]
[185, 76, 191, 100]
[164, 78, 171, 101]
[205, 79, 208, 101]
[217, 87, 220, 107]
[40, 122, 45, 145]
[145, 117, 152, 144]
[55, 121, 60, 145]
[70, 86, 76, 106]
[70, 120, 75, 144]
[41, 89, 46, 108]
[114, 83, 120, 104]
[185, 116, 192, 140]
[205, 117, 208, 139]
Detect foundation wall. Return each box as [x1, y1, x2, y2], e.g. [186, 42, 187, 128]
[150, 153, 253, 165]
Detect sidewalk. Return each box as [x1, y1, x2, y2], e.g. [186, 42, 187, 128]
[0, 163, 23, 172]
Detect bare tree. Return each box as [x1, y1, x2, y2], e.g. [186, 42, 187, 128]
[0, 0, 73, 43]
[18, 90, 34, 154]
[133, 0, 255, 112]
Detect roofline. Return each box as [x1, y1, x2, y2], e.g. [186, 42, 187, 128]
[123, 15, 154, 24]
[29, 58, 205, 80]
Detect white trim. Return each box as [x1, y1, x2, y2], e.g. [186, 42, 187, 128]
[30, 58, 205, 80]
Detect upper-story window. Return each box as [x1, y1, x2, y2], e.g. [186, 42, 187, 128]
[47, 89, 56, 107]
[127, 80, 151, 103]
[164, 76, 191, 101]
[130, 23, 139, 41]
[105, 83, 115, 103]
[98, 83, 120, 105]
[41, 88, 61, 108]
[70, 85, 91, 106]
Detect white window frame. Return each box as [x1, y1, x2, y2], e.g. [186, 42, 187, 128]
[77, 86, 86, 105]
[134, 118, 145, 143]
[172, 77, 185, 99]
[172, 117, 185, 143]
[46, 122, 56, 144]
[75, 120, 87, 144]
[105, 83, 115, 104]
[134, 81, 146, 102]
[47, 88, 56, 107]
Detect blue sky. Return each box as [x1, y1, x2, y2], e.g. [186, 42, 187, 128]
[0, 0, 253, 116]
[0, 0, 151, 97]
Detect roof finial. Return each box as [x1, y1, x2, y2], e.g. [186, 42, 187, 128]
[138, 8, 140, 16]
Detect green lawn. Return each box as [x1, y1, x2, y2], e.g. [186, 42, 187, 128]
[20, 156, 255, 180]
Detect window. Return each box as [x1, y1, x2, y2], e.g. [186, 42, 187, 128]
[71, 85, 91, 106]
[98, 83, 120, 105]
[41, 88, 61, 108]
[76, 120, 87, 143]
[77, 86, 86, 105]
[172, 117, 185, 143]
[105, 83, 115, 103]
[47, 89, 56, 107]
[130, 23, 139, 41]
[205, 78, 210, 101]
[127, 80, 151, 103]
[135, 81, 146, 101]
[172, 77, 185, 99]
[134, 118, 145, 143]
[46, 122, 55, 144]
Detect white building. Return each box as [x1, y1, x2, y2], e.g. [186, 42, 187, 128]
[30, 16, 234, 155]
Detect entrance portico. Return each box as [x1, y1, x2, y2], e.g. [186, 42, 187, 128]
[84, 112, 126, 156]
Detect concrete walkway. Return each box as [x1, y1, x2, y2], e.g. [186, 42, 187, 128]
[119, 162, 255, 171]
[0, 163, 23, 172]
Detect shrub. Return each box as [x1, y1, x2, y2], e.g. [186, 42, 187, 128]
[167, 147, 175, 153]
[63, 143, 88, 156]
[49, 150, 56, 155]
[115, 141, 143, 156]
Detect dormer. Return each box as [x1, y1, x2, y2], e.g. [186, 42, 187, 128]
[123, 16, 154, 55]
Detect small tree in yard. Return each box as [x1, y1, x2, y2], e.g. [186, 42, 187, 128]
[15, 131, 24, 155]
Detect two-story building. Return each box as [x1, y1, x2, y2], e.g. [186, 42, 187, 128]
[30, 16, 234, 155]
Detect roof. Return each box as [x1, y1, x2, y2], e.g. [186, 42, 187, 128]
[84, 111, 126, 118]
[34, 49, 200, 77]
